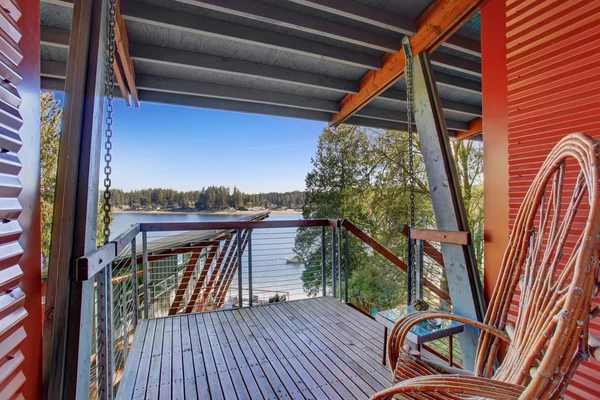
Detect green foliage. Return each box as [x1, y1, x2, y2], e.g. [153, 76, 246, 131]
[295, 125, 484, 312]
[111, 187, 305, 210]
[40, 92, 62, 269]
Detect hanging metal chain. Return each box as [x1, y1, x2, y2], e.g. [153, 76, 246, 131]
[103, 0, 118, 245]
[402, 37, 416, 303]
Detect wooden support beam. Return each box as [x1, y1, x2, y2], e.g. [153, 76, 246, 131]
[409, 228, 471, 246]
[167, 250, 203, 315]
[455, 117, 482, 141]
[113, 57, 131, 107]
[115, 3, 139, 107]
[185, 244, 219, 313]
[330, 0, 488, 126]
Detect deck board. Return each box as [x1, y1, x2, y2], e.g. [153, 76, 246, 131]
[117, 297, 390, 400]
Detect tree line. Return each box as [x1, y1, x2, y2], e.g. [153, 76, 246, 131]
[294, 125, 484, 312]
[111, 187, 305, 210]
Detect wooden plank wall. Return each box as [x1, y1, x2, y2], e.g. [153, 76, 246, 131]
[505, 0, 600, 398]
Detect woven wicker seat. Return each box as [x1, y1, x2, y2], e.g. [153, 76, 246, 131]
[372, 133, 600, 399]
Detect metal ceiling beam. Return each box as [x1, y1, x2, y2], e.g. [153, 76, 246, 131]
[40, 26, 70, 48]
[135, 74, 340, 113]
[41, 29, 482, 99]
[430, 52, 481, 78]
[435, 72, 481, 95]
[129, 42, 358, 94]
[356, 106, 469, 131]
[330, 0, 488, 126]
[138, 90, 333, 122]
[173, 0, 400, 53]
[287, 0, 481, 57]
[287, 0, 416, 35]
[346, 116, 459, 136]
[41, 60, 475, 128]
[120, 0, 382, 70]
[379, 87, 481, 117]
[41, 60, 67, 79]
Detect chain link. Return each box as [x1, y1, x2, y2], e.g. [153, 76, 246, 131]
[403, 37, 416, 302]
[103, 0, 118, 245]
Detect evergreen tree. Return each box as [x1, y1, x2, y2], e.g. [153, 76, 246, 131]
[40, 92, 62, 269]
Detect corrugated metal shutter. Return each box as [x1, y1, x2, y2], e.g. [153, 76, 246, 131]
[0, 0, 27, 398]
[506, 0, 600, 398]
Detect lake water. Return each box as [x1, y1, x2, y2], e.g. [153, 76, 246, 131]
[111, 212, 312, 302]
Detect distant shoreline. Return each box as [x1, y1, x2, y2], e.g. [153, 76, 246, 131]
[113, 209, 302, 215]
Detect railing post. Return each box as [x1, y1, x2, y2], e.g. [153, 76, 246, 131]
[344, 228, 349, 303]
[415, 240, 424, 300]
[332, 226, 337, 298]
[248, 229, 253, 306]
[321, 226, 326, 297]
[237, 229, 243, 308]
[96, 265, 112, 399]
[338, 222, 342, 301]
[142, 231, 149, 319]
[407, 238, 413, 306]
[130, 236, 139, 325]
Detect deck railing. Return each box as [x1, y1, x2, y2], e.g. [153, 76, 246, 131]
[77, 217, 452, 399]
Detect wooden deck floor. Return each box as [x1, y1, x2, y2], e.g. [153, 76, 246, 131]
[117, 297, 390, 400]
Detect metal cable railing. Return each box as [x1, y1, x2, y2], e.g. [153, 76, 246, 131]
[78, 217, 457, 398]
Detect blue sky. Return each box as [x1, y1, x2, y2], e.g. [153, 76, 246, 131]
[55, 93, 326, 193]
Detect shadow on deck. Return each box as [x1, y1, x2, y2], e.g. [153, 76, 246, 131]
[117, 297, 390, 399]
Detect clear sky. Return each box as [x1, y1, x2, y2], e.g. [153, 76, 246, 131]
[55, 93, 326, 193]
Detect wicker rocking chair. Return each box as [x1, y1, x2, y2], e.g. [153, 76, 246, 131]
[372, 133, 600, 399]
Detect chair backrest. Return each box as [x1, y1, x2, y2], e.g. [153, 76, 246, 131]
[475, 133, 600, 399]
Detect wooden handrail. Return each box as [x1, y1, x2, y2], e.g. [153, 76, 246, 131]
[139, 218, 332, 232]
[342, 220, 451, 303]
[409, 227, 471, 246]
[401, 225, 445, 268]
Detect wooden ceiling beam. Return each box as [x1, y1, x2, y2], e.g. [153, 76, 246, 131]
[115, 1, 138, 107]
[330, 0, 488, 126]
[454, 117, 482, 141]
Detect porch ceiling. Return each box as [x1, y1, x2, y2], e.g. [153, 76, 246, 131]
[39, 0, 482, 138]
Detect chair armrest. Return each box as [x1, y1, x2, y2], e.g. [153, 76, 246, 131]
[387, 311, 510, 369]
[370, 375, 524, 400]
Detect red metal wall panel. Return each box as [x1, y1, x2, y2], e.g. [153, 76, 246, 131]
[506, 0, 600, 398]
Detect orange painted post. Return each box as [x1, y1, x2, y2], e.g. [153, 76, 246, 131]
[330, 0, 489, 126]
[168, 250, 202, 315]
[184, 244, 219, 313]
[197, 237, 235, 311]
[215, 230, 251, 308]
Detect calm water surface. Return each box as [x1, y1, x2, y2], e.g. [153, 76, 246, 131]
[111, 212, 311, 301]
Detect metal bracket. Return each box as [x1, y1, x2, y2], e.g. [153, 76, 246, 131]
[401, 36, 413, 59]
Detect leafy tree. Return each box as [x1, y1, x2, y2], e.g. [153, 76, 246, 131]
[294, 125, 486, 312]
[40, 92, 62, 269]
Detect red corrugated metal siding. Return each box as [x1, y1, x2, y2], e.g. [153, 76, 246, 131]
[506, 0, 600, 398]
